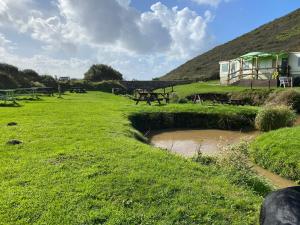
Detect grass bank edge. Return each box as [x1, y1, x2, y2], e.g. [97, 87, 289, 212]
[250, 126, 300, 183]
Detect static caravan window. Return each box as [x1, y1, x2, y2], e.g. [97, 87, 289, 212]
[221, 63, 229, 73]
[231, 62, 236, 73]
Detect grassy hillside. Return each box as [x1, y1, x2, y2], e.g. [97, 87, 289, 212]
[160, 9, 300, 81]
[0, 92, 266, 224]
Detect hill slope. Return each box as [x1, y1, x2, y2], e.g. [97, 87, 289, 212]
[160, 9, 300, 81]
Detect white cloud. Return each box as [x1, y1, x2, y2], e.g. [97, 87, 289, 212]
[192, 0, 230, 7]
[0, 0, 216, 79]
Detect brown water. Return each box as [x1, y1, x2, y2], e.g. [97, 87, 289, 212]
[150, 129, 296, 188]
[150, 129, 259, 157]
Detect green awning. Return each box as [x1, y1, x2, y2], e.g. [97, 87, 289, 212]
[239, 51, 288, 61]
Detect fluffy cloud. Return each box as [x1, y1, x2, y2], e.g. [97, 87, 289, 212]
[0, 0, 215, 79]
[192, 0, 230, 7]
[56, 0, 213, 57]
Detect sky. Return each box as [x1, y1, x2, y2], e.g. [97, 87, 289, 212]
[0, 0, 299, 80]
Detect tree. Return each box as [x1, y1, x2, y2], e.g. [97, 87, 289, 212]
[84, 64, 123, 82]
[22, 69, 40, 80]
[40, 75, 58, 88]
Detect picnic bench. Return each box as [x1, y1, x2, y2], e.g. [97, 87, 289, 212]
[133, 89, 170, 105]
[14, 88, 39, 99]
[36, 87, 54, 96]
[69, 87, 87, 93]
[0, 87, 55, 105]
[0, 89, 16, 104]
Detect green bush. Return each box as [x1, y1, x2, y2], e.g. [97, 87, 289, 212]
[266, 89, 300, 112]
[84, 64, 123, 81]
[177, 97, 188, 104]
[255, 106, 296, 131]
[169, 92, 179, 103]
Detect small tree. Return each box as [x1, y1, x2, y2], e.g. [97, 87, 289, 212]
[40, 75, 58, 88]
[84, 64, 123, 82]
[22, 69, 40, 80]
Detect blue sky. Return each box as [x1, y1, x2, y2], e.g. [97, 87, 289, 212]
[0, 0, 299, 79]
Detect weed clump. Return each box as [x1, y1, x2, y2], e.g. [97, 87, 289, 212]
[177, 98, 188, 104]
[192, 150, 216, 165]
[255, 106, 296, 131]
[218, 142, 273, 196]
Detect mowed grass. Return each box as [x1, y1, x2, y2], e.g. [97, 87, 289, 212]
[157, 81, 247, 98]
[250, 126, 300, 182]
[0, 92, 264, 224]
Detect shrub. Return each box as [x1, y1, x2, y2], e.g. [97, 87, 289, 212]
[84, 64, 123, 81]
[169, 92, 179, 103]
[40, 75, 58, 88]
[177, 97, 188, 104]
[255, 106, 296, 131]
[265, 89, 300, 112]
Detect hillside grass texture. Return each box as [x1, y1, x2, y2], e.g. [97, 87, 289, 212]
[0, 92, 265, 224]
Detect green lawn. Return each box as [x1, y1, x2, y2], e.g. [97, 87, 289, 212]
[160, 80, 300, 99]
[158, 81, 248, 98]
[0, 92, 264, 224]
[250, 126, 300, 182]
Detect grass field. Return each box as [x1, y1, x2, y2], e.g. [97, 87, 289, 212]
[166, 81, 300, 99]
[158, 81, 248, 98]
[0, 92, 265, 224]
[250, 127, 300, 182]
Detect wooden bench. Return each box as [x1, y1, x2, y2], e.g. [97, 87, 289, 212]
[0, 89, 16, 104]
[134, 90, 170, 105]
[69, 88, 87, 93]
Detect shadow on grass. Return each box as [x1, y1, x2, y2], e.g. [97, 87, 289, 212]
[0, 102, 21, 107]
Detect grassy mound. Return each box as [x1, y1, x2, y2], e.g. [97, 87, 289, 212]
[0, 92, 265, 224]
[250, 127, 300, 182]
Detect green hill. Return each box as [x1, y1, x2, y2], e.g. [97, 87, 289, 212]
[160, 8, 300, 81]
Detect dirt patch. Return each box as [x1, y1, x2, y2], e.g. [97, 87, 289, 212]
[7, 122, 18, 126]
[7, 139, 22, 145]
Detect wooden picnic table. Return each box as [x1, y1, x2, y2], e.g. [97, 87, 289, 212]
[134, 90, 170, 105]
[0, 89, 17, 104]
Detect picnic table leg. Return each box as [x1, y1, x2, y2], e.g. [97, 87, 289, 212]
[147, 97, 151, 105]
[157, 97, 161, 105]
[135, 98, 140, 105]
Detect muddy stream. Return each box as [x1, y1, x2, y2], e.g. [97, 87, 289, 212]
[150, 129, 296, 189]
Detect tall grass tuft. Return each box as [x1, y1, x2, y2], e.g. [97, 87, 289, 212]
[255, 106, 296, 131]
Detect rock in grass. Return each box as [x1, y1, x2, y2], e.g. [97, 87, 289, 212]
[6, 139, 22, 145]
[7, 122, 18, 126]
